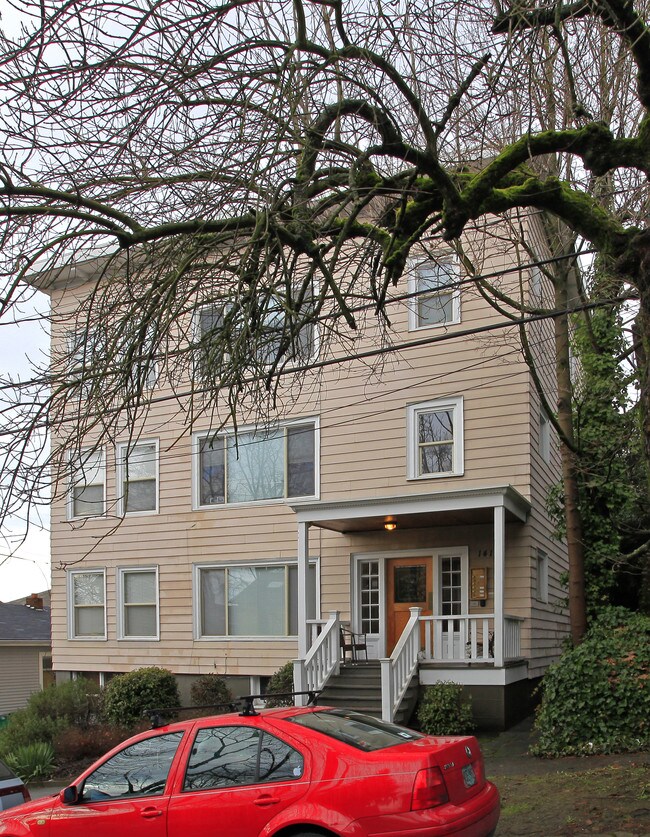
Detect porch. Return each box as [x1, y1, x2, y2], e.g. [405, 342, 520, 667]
[290, 485, 531, 723]
[294, 607, 525, 722]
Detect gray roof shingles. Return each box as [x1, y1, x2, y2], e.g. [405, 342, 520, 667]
[0, 602, 51, 643]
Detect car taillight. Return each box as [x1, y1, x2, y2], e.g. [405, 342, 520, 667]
[22, 786, 31, 803]
[411, 766, 449, 810]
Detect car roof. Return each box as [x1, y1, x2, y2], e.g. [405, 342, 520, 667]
[0, 759, 19, 781]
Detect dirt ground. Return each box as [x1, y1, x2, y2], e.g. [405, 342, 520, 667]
[492, 759, 650, 835]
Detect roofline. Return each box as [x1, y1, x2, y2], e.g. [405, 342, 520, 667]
[291, 484, 531, 525]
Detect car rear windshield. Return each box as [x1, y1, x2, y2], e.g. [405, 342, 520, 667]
[288, 710, 424, 752]
[0, 760, 17, 781]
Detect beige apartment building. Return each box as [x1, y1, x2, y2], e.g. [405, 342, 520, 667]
[40, 215, 569, 730]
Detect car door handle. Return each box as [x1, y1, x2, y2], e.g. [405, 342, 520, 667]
[141, 807, 164, 818]
[254, 795, 280, 807]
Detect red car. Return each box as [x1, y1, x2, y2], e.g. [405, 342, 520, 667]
[0, 706, 499, 837]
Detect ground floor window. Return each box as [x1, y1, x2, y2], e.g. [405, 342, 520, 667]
[196, 561, 317, 638]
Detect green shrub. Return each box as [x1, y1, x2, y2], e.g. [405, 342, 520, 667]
[264, 662, 295, 707]
[0, 709, 68, 758]
[5, 742, 55, 783]
[103, 667, 181, 728]
[29, 678, 101, 726]
[416, 682, 475, 735]
[532, 607, 650, 757]
[190, 675, 234, 713]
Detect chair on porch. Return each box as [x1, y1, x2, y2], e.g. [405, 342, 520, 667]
[340, 626, 368, 663]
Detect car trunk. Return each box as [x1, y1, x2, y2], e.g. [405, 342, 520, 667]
[426, 735, 486, 805]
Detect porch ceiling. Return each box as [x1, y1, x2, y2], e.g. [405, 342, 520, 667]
[291, 485, 530, 534]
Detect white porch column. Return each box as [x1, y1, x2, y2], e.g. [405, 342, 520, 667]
[297, 520, 310, 658]
[493, 505, 505, 667]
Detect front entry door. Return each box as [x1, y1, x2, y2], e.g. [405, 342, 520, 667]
[386, 557, 432, 653]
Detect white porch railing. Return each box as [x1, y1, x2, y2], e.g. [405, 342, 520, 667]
[419, 614, 523, 663]
[293, 611, 341, 704]
[380, 607, 421, 723]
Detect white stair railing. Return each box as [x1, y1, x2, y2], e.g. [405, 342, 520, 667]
[293, 611, 340, 705]
[381, 607, 421, 723]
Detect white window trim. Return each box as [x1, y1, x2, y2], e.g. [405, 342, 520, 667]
[192, 417, 320, 509]
[434, 548, 469, 617]
[68, 568, 107, 641]
[192, 558, 320, 640]
[116, 438, 160, 516]
[536, 549, 549, 604]
[406, 396, 464, 480]
[407, 257, 461, 331]
[194, 289, 320, 371]
[539, 409, 551, 464]
[67, 447, 107, 520]
[117, 566, 160, 641]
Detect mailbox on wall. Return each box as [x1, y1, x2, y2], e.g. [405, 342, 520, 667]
[470, 567, 488, 601]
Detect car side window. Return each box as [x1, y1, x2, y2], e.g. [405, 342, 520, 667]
[183, 726, 303, 792]
[81, 732, 184, 802]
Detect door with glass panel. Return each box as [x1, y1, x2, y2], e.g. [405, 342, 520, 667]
[386, 557, 432, 654]
[435, 553, 467, 661]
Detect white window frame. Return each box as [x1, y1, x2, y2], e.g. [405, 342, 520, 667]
[68, 447, 106, 520]
[116, 438, 159, 516]
[408, 258, 461, 331]
[194, 285, 318, 372]
[68, 569, 107, 641]
[407, 396, 464, 479]
[117, 567, 160, 641]
[192, 559, 320, 640]
[193, 418, 320, 508]
[536, 549, 549, 604]
[434, 547, 469, 618]
[539, 409, 551, 463]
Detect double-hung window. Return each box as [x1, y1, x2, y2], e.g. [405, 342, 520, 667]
[67, 328, 103, 398]
[195, 561, 317, 638]
[409, 260, 460, 329]
[536, 550, 549, 604]
[118, 567, 159, 639]
[196, 421, 317, 506]
[69, 569, 106, 639]
[117, 440, 158, 515]
[70, 448, 106, 518]
[195, 285, 317, 375]
[407, 397, 464, 478]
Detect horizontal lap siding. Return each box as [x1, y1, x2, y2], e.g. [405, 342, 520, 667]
[50, 223, 566, 681]
[0, 647, 47, 713]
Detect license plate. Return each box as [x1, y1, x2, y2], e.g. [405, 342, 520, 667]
[462, 764, 476, 788]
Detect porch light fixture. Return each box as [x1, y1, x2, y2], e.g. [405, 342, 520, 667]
[384, 519, 397, 531]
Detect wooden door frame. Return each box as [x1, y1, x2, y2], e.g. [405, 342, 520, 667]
[352, 547, 469, 659]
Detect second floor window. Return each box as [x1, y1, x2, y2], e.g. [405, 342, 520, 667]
[409, 260, 460, 329]
[117, 440, 158, 514]
[196, 422, 316, 506]
[70, 448, 105, 518]
[407, 397, 464, 479]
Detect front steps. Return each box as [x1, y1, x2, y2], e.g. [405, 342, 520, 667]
[318, 660, 419, 726]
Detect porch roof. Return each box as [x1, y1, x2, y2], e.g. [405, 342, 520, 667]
[290, 484, 530, 534]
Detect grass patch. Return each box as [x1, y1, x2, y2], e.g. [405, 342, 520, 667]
[493, 762, 650, 836]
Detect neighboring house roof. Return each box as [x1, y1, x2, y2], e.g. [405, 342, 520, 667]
[7, 590, 51, 608]
[0, 602, 51, 643]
